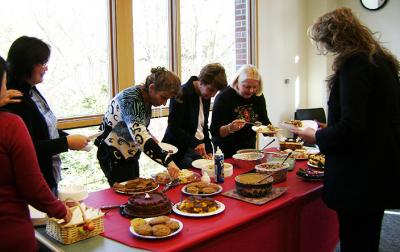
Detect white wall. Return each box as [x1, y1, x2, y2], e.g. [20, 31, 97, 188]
[257, 0, 399, 126]
[256, 0, 399, 146]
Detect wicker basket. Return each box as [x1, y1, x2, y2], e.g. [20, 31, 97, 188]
[46, 199, 104, 244]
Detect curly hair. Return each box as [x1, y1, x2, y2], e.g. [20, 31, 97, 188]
[143, 67, 181, 97]
[308, 8, 399, 89]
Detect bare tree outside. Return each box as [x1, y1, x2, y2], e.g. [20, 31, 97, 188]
[0, 0, 248, 191]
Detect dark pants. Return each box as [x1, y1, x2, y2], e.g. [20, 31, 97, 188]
[97, 142, 140, 187]
[337, 210, 384, 252]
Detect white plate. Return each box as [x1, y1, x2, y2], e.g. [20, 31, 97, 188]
[172, 200, 225, 217]
[251, 125, 281, 134]
[181, 184, 223, 196]
[129, 217, 183, 239]
[303, 146, 320, 154]
[159, 142, 178, 154]
[191, 159, 213, 169]
[280, 120, 318, 131]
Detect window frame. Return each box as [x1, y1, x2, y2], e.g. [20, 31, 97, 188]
[59, 0, 257, 130]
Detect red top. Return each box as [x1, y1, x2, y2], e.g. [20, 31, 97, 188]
[0, 112, 67, 252]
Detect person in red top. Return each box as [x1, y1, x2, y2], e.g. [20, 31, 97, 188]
[0, 55, 72, 252]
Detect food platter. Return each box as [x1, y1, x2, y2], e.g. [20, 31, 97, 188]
[191, 159, 213, 169]
[129, 217, 183, 239]
[172, 200, 225, 217]
[251, 125, 281, 134]
[113, 179, 159, 195]
[280, 120, 318, 131]
[159, 142, 178, 154]
[181, 183, 223, 196]
[296, 168, 324, 182]
[307, 161, 324, 169]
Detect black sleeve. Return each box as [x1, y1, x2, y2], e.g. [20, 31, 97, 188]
[210, 92, 231, 138]
[168, 96, 202, 149]
[5, 99, 69, 157]
[316, 55, 370, 152]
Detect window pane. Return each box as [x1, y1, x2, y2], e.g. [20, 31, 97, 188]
[0, 0, 111, 119]
[133, 0, 169, 84]
[180, 0, 248, 81]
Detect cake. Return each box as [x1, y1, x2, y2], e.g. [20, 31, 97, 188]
[123, 192, 172, 218]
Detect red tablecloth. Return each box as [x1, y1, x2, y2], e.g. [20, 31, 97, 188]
[85, 155, 338, 252]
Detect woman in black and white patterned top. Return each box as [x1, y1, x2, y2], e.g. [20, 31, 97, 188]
[95, 67, 181, 186]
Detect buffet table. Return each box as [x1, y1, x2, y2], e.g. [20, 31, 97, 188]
[36, 156, 338, 252]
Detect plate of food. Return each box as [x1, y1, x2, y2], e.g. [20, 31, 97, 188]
[112, 178, 159, 194]
[296, 168, 324, 181]
[129, 216, 183, 239]
[307, 154, 325, 169]
[191, 159, 213, 169]
[159, 142, 178, 154]
[251, 124, 281, 134]
[182, 182, 223, 196]
[172, 196, 225, 217]
[280, 120, 318, 131]
[291, 149, 309, 160]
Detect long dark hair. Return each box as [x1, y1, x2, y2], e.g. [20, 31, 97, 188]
[7, 36, 50, 83]
[308, 8, 400, 90]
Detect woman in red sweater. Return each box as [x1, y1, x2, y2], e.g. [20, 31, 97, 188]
[0, 55, 72, 252]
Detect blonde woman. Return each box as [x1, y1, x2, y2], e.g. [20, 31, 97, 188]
[210, 64, 271, 157]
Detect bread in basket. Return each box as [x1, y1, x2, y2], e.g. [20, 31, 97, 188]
[46, 199, 104, 244]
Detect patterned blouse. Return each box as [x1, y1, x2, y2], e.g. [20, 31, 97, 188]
[98, 85, 172, 166]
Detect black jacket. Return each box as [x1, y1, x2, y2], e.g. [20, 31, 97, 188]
[316, 53, 400, 212]
[162, 76, 212, 164]
[4, 80, 68, 189]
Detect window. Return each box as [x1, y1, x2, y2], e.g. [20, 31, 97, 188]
[0, 0, 111, 120]
[132, 0, 169, 84]
[180, 0, 247, 81]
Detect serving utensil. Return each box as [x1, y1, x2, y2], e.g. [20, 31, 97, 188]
[256, 174, 273, 184]
[281, 152, 292, 165]
[260, 138, 276, 151]
[161, 179, 180, 193]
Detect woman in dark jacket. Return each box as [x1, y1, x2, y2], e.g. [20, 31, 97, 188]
[163, 63, 227, 168]
[4, 36, 89, 194]
[294, 8, 400, 252]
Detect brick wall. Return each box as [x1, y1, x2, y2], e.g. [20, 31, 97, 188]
[235, 0, 247, 69]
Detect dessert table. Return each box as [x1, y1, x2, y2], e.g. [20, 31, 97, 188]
[36, 155, 338, 252]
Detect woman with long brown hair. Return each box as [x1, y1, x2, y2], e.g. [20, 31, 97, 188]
[294, 8, 400, 252]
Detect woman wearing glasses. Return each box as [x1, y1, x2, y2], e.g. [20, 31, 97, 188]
[4, 36, 89, 195]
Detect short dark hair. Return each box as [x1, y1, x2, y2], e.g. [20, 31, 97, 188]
[198, 63, 227, 91]
[7, 36, 50, 82]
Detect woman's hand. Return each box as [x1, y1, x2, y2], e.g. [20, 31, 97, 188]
[167, 161, 180, 179]
[0, 89, 23, 107]
[67, 134, 89, 150]
[194, 143, 208, 158]
[228, 119, 246, 133]
[316, 121, 327, 129]
[292, 127, 317, 144]
[62, 206, 73, 224]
